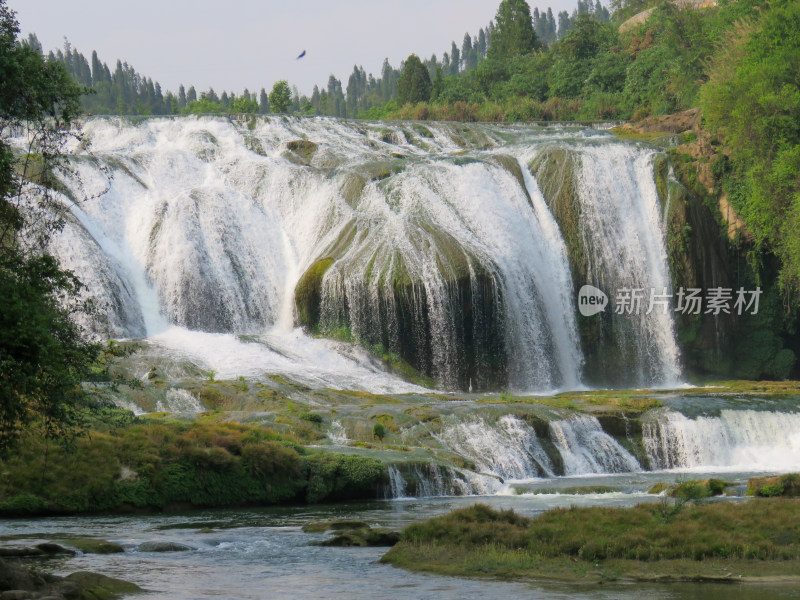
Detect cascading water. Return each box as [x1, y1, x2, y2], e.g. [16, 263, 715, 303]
[436, 415, 555, 479]
[644, 409, 800, 470]
[548, 414, 641, 474]
[573, 144, 682, 387]
[24, 116, 683, 392]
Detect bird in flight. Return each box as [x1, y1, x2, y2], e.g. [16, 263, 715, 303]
[296, 50, 306, 59]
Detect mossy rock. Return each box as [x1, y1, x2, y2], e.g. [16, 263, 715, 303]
[295, 258, 335, 328]
[62, 571, 142, 600]
[339, 175, 367, 208]
[301, 519, 369, 533]
[489, 154, 527, 194]
[648, 482, 670, 494]
[748, 474, 800, 497]
[669, 478, 729, 499]
[60, 538, 124, 554]
[136, 541, 192, 552]
[312, 526, 400, 547]
[529, 148, 584, 284]
[286, 139, 319, 163]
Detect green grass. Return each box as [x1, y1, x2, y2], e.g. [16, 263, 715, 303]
[0, 420, 386, 516]
[381, 500, 800, 582]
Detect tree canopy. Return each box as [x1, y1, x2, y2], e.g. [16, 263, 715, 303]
[1, 0, 97, 452]
[397, 54, 432, 106]
[269, 80, 292, 114]
[488, 0, 541, 60]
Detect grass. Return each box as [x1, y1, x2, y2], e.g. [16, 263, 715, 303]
[0, 419, 386, 516]
[381, 500, 800, 582]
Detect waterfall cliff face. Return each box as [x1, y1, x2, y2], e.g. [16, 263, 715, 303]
[42, 116, 681, 392]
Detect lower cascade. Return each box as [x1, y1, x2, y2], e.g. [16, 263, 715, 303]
[384, 408, 800, 498]
[23, 116, 687, 392]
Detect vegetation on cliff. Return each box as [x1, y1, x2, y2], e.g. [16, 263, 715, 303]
[0, 415, 386, 516]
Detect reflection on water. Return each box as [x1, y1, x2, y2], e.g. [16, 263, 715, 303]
[1, 493, 798, 599]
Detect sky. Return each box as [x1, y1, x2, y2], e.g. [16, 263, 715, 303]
[15, 0, 583, 97]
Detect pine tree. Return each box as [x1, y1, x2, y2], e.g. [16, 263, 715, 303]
[488, 0, 539, 60]
[450, 41, 460, 75]
[558, 10, 572, 39]
[462, 33, 477, 71]
[397, 54, 431, 105]
[187, 85, 197, 103]
[178, 84, 186, 109]
[259, 87, 269, 113]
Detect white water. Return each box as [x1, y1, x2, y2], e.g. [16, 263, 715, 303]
[30, 116, 682, 392]
[548, 414, 641, 474]
[155, 388, 205, 413]
[436, 415, 555, 479]
[401, 407, 800, 498]
[644, 409, 800, 471]
[573, 144, 682, 387]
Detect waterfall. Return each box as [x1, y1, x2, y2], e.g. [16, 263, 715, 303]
[644, 409, 800, 470]
[573, 144, 682, 387]
[437, 415, 555, 479]
[386, 466, 408, 499]
[40, 116, 683, 392]
[548, 414, 641, 474]
[155, 389, 205, 414]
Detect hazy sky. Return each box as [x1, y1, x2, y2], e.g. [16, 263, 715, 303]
[16, 0, 583, 97]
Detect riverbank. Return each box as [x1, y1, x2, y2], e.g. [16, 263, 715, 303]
[380, 499, 800, 583]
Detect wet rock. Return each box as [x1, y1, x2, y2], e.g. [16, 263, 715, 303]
[301, 520, 369, 533]
[63, 571, 142, 597]
[312, 526, 400, 547]
[34, 544, 74, 557]
[136, 542, 192, 553]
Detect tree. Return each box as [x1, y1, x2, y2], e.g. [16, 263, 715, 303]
[232, 94, 258, 113]
[397, 54, 432, 106]
[1, 0, 98, 452]
[269, 80, 292, 113]
[488, 0, 540, 60]
[259, 88, 269, 114]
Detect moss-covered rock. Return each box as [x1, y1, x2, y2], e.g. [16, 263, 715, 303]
[60, 539, 125, 555]
[314, 527, 400, 547]
[302, 519, 369, 533]
[286, 139, 318, 163]
[62, 571, 142, 599]
[295, 258, 335, 329]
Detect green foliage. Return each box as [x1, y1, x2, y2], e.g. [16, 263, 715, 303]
[758, 484, 785, 498]
[231, 95, 259, 114]
[700, 0, 800, 300]
[372, 422, 386, 441]
[1, 1, 98, 453]
[304, 453, 384, 503]
[300, 412, 323, 424]
[397, 55, 432, 106]
[489, 0, 540, 60]
[182, 97, 224, 114]
[269, 80, 292, 114]
[0, 255, 99, 450]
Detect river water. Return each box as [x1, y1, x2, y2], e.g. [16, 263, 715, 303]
[2, 479, 798, 599]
